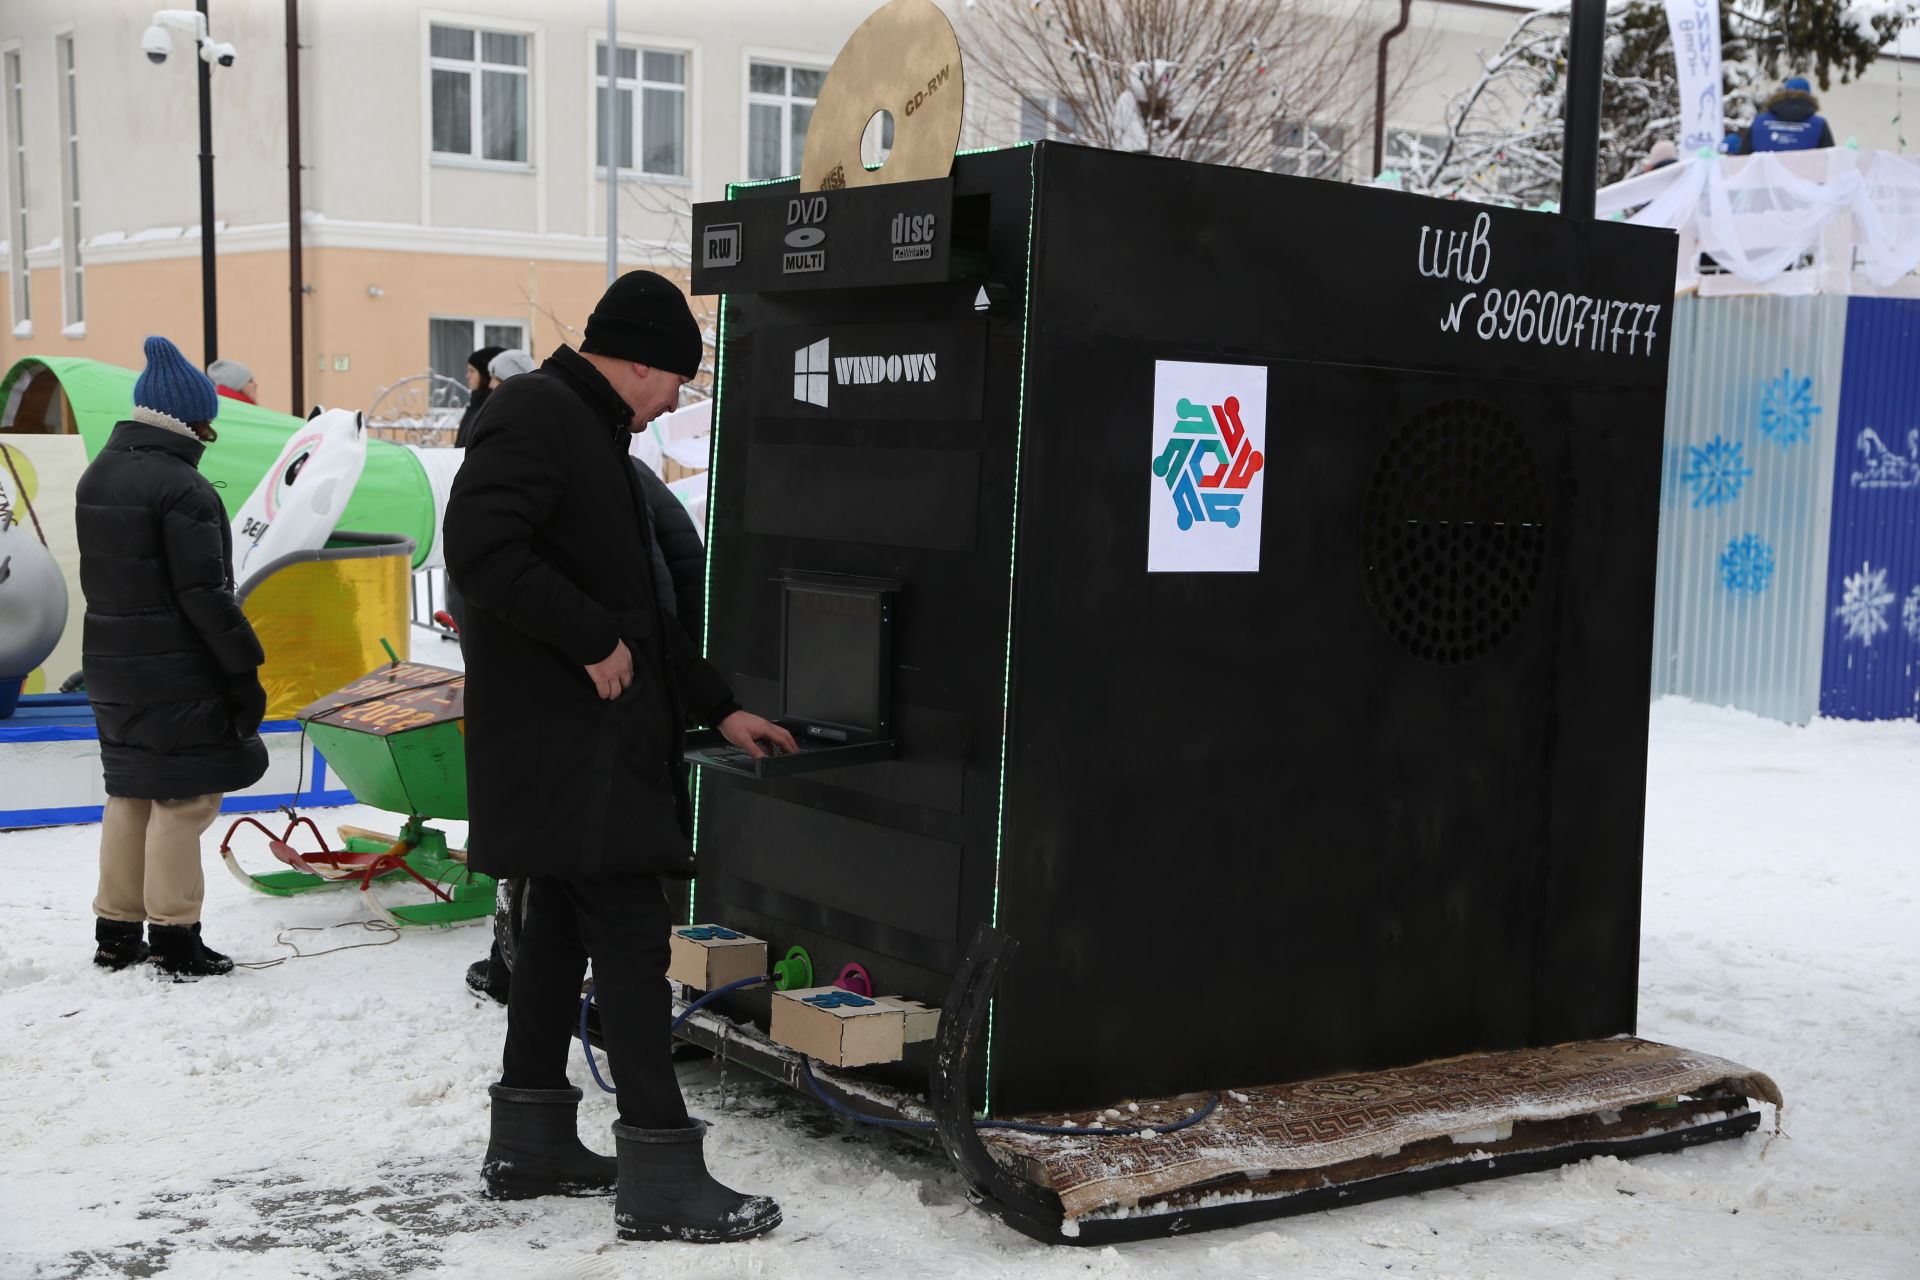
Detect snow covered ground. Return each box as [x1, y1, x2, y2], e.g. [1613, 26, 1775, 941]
[3, 691, 1917, 1279]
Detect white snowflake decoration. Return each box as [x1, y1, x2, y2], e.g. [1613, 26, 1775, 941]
[1904, 584, 1920, 643]
[1834, 561, 1896, 645]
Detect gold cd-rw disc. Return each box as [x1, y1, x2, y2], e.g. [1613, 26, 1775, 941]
[800, 0, 965, 192]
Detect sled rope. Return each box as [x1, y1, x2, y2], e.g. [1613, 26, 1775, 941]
[234, 920, 402, 969]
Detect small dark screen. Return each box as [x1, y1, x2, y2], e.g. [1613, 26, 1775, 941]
[783, 588, 880, 731]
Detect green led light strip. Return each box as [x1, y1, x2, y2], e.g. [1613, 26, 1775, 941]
[685, 180, 750, 927]
[981, 144, 1042, 1114]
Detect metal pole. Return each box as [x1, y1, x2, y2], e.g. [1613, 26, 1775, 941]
[1372, 0, 1413, 180]
[286, 0, 304, 415]
[1560, 0, 1605, 218]
[606, 0, 618, 285]
[197, 0, 218, 363]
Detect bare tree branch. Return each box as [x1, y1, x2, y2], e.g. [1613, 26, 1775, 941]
[961, 0, 1411, 175]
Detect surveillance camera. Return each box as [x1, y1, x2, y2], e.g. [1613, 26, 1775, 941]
[201, 40, 236, 68]
[141, 24, 171, 63]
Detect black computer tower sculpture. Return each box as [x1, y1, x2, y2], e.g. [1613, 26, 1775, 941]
[689, 142, 1675, 1115]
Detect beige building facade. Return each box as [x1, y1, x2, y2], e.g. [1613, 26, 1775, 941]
[2, 0, 1915, 418]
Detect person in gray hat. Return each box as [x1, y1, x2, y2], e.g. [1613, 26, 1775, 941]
[206, 358, 257, 406]
[487, 348, 538, 382]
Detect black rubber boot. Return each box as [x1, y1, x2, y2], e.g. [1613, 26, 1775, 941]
[93, 918, 148, 971]
[482, 1084, 618, 1200]
[464, 948, 509, 1005]
[613, 1118, 781, 1243]
[148, 922, 234, 981]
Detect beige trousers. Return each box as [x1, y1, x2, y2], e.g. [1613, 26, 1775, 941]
[93, 794, 225, 926]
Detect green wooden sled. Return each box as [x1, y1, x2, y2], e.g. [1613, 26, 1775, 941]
[218, 661, 494, 928]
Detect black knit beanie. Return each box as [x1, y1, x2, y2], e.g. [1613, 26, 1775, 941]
[581, 270, 701, 379]
[468, 345, 507, 380]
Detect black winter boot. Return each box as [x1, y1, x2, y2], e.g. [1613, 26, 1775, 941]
[92, 918, 148, 971]
[482, 1084, 618, 1200]
[464, 941, 511, 1004]
[148, 922, 235, 981]
[613, 1118, 781, 1243]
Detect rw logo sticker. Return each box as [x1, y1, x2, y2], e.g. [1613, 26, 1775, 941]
[1147, 361, 1267, 573]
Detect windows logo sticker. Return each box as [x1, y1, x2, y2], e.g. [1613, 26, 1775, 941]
[794, 339, 829, 407]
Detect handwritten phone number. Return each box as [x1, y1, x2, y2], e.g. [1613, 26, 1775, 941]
[1440, 287, 1664, 357]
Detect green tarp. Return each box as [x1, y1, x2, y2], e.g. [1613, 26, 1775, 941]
[0, 356, 438, 566]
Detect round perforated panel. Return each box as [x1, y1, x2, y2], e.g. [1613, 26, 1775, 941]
[1362, 401, 1546, 665]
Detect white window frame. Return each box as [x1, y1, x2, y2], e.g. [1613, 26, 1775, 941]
[1273, 119, 1347, 181]
[1017, 92, 1079, 143]
[743, 53, 827, 182]
[425, 15, 534, 171]
[594, 38, 691, 183]
[54, 29, 81, 334]
[1383, 128, 1449, 178]
[3, 42, 28, 338]
[429, 315, 529, 386]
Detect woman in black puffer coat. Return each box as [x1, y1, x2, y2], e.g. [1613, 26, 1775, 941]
[75, 336, 269, 980]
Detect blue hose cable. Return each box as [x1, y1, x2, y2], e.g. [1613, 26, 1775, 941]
[579, 974, 773, 1094]
[584, 976, 1224, 1137]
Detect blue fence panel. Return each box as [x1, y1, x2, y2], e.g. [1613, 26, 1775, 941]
[1818, 297, 1920, 720]
[1650, 296, 1846, 723]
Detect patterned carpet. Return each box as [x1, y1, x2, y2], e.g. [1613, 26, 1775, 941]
[983, 1037, 1781, 1220]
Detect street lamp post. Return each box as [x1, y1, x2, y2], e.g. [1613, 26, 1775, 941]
[195, 0, 216, 364]
[142, 6, 237, 366]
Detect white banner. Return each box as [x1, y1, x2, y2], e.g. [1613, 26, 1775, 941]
[1147, 361, 1267, 573]
[1665, 0, 1725, 156]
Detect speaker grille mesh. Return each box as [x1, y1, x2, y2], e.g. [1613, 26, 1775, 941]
[1362, 401, 1547, 665]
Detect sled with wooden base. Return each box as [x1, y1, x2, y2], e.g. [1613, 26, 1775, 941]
[661, 925, 1781, 1245]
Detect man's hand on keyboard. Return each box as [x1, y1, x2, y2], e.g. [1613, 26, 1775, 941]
[718, 710, 798, 759]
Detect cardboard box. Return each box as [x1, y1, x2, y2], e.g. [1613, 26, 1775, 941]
[877, 997, 941, 1044]
[667, 925, 767, 992]
[769, 986, 907, 1067]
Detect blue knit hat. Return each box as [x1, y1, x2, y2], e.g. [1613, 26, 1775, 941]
[1784, 76, 1812, 93]
[133, 335, 220, 425]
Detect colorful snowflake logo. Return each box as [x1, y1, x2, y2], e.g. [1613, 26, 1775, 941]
[1903, 585, 1920, 643]
[1683, 435, 1753, 508]
[1719, 534, 1775, 595]
[1834, 561, 1895, 644]
[1758, 369, 1820, 451]
[1152, 394, 1264, 530]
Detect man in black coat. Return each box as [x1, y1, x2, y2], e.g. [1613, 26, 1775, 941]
[463, 455, 709, 1004]
[445, 271, 791, 1243]
[75, 336, 270, 980]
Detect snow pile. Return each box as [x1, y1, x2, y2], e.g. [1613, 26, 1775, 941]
[1, 696, 1917, 1277]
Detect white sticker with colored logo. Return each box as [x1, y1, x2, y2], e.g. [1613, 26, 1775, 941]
[1147, 361, 1267, 573]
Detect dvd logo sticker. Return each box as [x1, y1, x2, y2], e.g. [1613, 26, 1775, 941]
[783, 196, 827, 274]
[891, 211, 936, 263]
